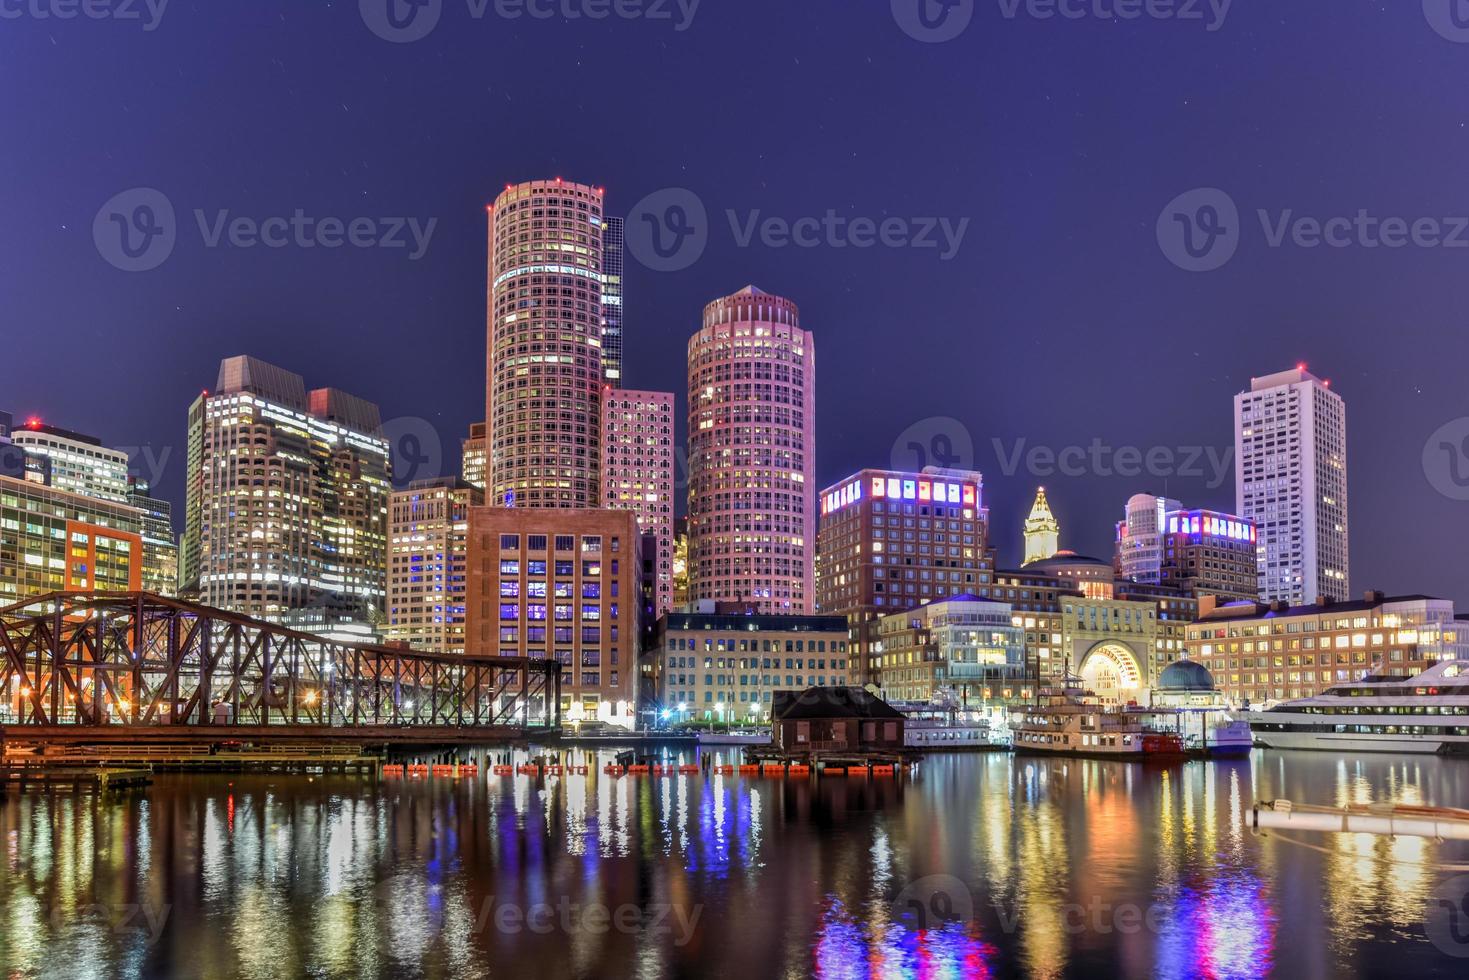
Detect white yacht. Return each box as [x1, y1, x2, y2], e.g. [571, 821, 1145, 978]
[1244, 660, 1469, 754]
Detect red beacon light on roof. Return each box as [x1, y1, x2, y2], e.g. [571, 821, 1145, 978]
[24, 416, 42, 429]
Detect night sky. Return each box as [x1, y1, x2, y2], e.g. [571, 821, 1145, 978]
[3, 1, 1467, 601]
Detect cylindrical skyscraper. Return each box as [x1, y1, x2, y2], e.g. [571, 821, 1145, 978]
[687, 286, 816, 613]
[486, 178, 606, 508]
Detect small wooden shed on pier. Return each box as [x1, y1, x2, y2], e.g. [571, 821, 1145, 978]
[770, 687, 906, 756]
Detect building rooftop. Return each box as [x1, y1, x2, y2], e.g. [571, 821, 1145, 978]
[1198, 592, 1446, 622]
[772, 686, 905, 721]
[660, 612, 848, 633]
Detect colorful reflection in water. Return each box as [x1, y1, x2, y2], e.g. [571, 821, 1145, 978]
[0, 748, 1465, 978]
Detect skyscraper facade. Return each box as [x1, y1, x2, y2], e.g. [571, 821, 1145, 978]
[461, 421, 487, 491]
[1114, 493, 1181, 585]
[9, 420, 130, 503]
[182, 355, 391, 622]
[816, 467, 991, 684]
[387, 478, 482, 654]
[601, 215, 625, 385]
[1234, 366, 1348, 604]
[602, 389, 675, 615]
[486, 178, 606, 508]
[127, 478, 179, 596]
[687, 286, 816, 614]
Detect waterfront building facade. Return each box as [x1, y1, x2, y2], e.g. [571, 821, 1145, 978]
[602, 389, 675, 615]
[1187, 591, 1465, 705]
[1234, 366, 1349, 604]
[874, 594, 1026, 705]
[486, 178, 606, 508]
[815, 467, 991, 684]
[653, 609, 850, 724]
[0, 475, 144, 602]
[181, 356, 391, 623]
[687, 286, 815, 614]
[387, 478, 482, 654]
[464, 506, 642, 724]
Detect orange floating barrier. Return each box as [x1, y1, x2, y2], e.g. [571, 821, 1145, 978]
[570, 765, 589, 775]
[459, 764, 479, 777]
[788, 765, 810, 775]
[762, 764, 786, 775]
[492, 765, 514, 776]
[517, 765, 540, 776]
[544, 765, 564, 776]
[627, 764, 651, 774]
[872, 765, 896, 776]
[652, 764, 676, 775]
[602, 764, 625, 775]
[714, 765, 735, 775]
[822, 767, 846, 776]
[382, 764, 405, 777]
[678, 765, 700, 774]
[407, 764, 429, 777]
[738, 764, 760, 774]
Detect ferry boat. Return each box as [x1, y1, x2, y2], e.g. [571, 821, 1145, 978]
[1244, 660, 1469, 755]
[891, 703, 1010, 750]
[1011, 680, 1186, 759]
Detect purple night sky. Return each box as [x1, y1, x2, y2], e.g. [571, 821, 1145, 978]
[2, 1, 1467, 600]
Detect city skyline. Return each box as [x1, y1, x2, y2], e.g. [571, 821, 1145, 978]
[5, 5, 1466, 607]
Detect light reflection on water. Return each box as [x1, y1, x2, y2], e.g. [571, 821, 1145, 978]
[0, 749, 1465, 978]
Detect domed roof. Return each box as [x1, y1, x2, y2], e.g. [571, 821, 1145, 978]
[1157, 659, 1216, 692]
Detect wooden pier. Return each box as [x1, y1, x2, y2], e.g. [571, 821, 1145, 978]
[1, 765, 153, 791]
[3, 742, 382, 776]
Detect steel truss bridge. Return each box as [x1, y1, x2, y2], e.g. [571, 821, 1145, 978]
[0, 592, 560, 740]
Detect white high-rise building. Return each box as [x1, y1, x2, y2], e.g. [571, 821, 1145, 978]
[1234, 366, 1348, 604]
[1114, 493, 1181, 584]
